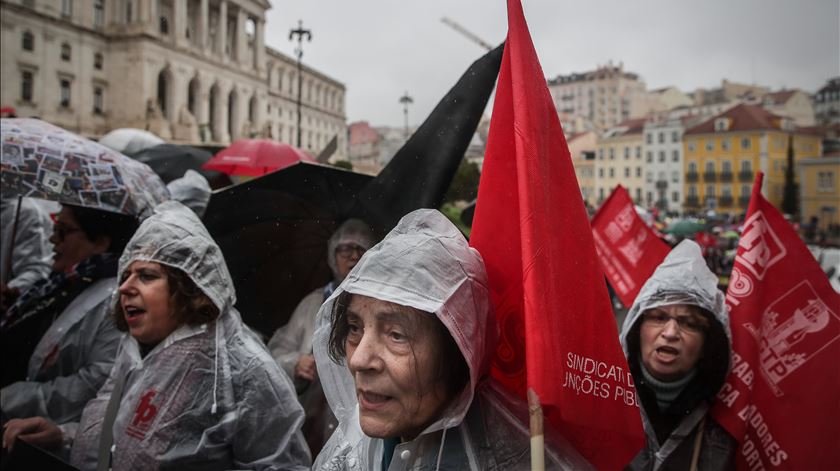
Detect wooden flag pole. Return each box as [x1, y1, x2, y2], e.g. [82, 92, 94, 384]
[528, 388, 545, 471]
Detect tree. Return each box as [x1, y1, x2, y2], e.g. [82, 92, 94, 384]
[332, 160, 353, 171]
[444, 159, 481, 203]
[781, 134, 799, 217]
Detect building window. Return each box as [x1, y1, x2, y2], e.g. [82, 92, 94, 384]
[61, 0, 73, 17]
[125, 0, 133, 22]
[598, 168, 604, 178]
[93, 86, 104, 114]
[741, 137, 751, 150]
[706, 185, 715, 197]
[672, 191, 679, 202]
[159, 16, 169, 34]
[658, 132, 665, 144]
[741, 160, 752, 172]
[636, 188, 642, 201]
[609, 148, 614, 160]
[60, 79, 71, 108]
[817, 171, 835, 192]
[94, 0, 105, 27]
[94, 52, 103, 70]
[721, 139, 731, 151]
[635, 146, 641, 159]
[672, 171, 679, 183]
[636, 167, 642, 177]
[741, 184, 750, 197]
[61, 43, 71, 61]
[722, 185, 732, 197]
[671, 131, 679, 142]
[722, 161, 732, 173]
[658, 151, 665, 163]
[646, 151, 652, 163]
[624, 167, 630, 177]
[21, 71, 34, 102]
[705, 140, 714, 151]
[688, 141, 697, 152]
[688, 186, 697, 197]
[624, 147, 630, 159]
[688, 161, 698, 173]
[597, 149, 603, 160]
[599, 188, 605, 200]
[705, 161, 715, 173]
[22, 31, 34, 51]
[646, 171, 653, 183]
[672, 150, 679, 162]
[609, 168, 615, 178]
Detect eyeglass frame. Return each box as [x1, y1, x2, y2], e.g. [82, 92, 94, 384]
[53, 223, 84, 240]
[335, 243, 366, 260]
[641, 308, 709, 335]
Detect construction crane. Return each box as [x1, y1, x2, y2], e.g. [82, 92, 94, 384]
[441, 17, 493, 52]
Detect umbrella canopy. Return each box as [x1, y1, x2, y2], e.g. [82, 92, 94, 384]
[203, 139, 315, 176]
[204, 162, 371, 336]
[1, 118, 168, 218]
[131, 143, 232, 188]
[99, 128, 164, 156]
[722, 230, 740, 239]
[663, 219, 705, 237]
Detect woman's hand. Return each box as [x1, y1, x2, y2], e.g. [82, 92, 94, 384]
[2, 417, 63, 452]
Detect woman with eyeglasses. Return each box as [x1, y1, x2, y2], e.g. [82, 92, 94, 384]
[619, 240, 736, 470]
[1, 204, 137, 425]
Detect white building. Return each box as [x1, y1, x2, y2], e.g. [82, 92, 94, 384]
[642, 113, 704, 214]
[0, 0, 348, 159]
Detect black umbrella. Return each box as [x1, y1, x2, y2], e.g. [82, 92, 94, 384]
[130, 144, 232, 189]
[204, 162, 371, 337]
[204, 46, 503, 337]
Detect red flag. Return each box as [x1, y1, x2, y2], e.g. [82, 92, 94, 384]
[711, 172, 840, 469]
[469, 1, 644, 469]
[591, 185, 671, 307]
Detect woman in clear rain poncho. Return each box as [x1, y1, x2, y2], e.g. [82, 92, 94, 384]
[312, 209, 589, 471]
[619, 240, 736, 470]
[3, 201, 311, 470]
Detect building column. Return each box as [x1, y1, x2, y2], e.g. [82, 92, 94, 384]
[214, 84, 230, 144]
[199, 0, 209, 53]
[216, 0, 227, 59]
[236, 8, 247, 65]
[254, 18, 265, 72]
[173, 0, 187, 46]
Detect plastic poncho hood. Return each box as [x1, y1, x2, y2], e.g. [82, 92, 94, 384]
[116, 200, 235, 313]
[314, 208, 494, 438]
[165, 170, 211, 218]
[619, 239, 732, 397]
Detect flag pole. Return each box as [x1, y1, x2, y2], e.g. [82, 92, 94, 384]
[528, 388, 545, 471]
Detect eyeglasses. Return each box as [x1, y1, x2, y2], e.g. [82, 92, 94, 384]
[642, 310, 709, 335]
[335, 244, 366, 259]
[53, 224, 83, 240]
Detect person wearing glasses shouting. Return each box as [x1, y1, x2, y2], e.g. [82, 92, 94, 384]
[268, 218, 374, 455]
[1, 204, 138, 426]
[620, 240, 736, 471]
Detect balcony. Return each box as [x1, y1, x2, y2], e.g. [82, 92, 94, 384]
[703, 171, 717, 182]
[739, 196, 751, 208]
[655, 180, 668, 190]
[685, 195, 700, 208]
[739, 170, 754, 182]
[719, 172, 733, 182]
[719, 195, 734, 207]
[686, 171, 699, 183]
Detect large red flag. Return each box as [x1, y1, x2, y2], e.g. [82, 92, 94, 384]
[711, 173, 840, 469]
[469, 1, 644, 469]
[591, 185, 671, 307]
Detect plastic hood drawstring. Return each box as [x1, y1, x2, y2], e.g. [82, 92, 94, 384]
[210, 320, 219, 414]
[434, 427, 448, 471]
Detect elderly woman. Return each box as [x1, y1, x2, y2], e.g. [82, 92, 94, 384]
[3, 201, 311, 470]
[1, 204, 136, 424]
[619, 240, 736, 470]
[312, 209, 588, 470]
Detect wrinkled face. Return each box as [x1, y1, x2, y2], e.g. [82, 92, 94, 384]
[334, 243, 366, 282]
[49, 206, 107, 273]
[345, 294, 450, 440]
[640, 304, 708, 382]
[119, 261, 181, 347]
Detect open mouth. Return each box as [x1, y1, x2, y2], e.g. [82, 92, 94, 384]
[124, 306, 146, 318]
[358, 390, 392, 410]
[655, 345, 679, 360]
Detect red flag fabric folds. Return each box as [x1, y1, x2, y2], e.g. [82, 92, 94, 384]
[591, 185, 671, 307]
[469, 1, 644, 469]
[711, 172, 840, 469]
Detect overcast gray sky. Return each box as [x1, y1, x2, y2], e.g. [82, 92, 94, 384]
[265, 0, 839, 128]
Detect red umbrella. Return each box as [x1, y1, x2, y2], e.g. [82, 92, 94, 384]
[202, 139, 315, 176]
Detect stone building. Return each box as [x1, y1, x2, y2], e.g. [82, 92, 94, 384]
[814, 77, 840, 126]
[0, 0, 347, 159]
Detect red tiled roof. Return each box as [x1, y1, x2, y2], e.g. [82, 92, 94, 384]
[685, 103, 784, 134]
[616, 117, 647, 135]
[763, 90, 798, 104]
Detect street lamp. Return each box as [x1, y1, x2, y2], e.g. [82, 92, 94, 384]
[289, 20, 311, 148]
[399, 91, 413, 138]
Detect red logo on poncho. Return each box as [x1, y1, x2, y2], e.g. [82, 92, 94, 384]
[125, 390, 159, 439]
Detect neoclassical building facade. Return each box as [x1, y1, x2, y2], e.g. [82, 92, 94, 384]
[0, 0, 347, 159]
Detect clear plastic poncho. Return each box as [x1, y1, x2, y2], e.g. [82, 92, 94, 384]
[68, 201, 311, 470]
[165, 170, 211, 218]
[312, 209, 590, 470]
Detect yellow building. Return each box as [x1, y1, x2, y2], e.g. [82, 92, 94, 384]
[798, 155, 840, 230]
[683, 103, 822, 213]
[595, 118, 646, 206]
[567, 130, 598, 207]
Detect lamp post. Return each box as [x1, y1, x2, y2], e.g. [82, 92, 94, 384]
[399, 91, 413, 138]
[289, 20, 311, 148]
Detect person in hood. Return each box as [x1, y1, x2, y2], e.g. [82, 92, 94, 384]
[1, 196, 53, 310]
[312, 209, 589, 470]
[1, 204, 136, 424]
[619, 240, 736, 470]
[268, 218, 374, 455]
[165, 169, 212, 218]
[3, 201, 311, 470]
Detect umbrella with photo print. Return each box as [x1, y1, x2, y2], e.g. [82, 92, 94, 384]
[1, 118, 168, 218]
